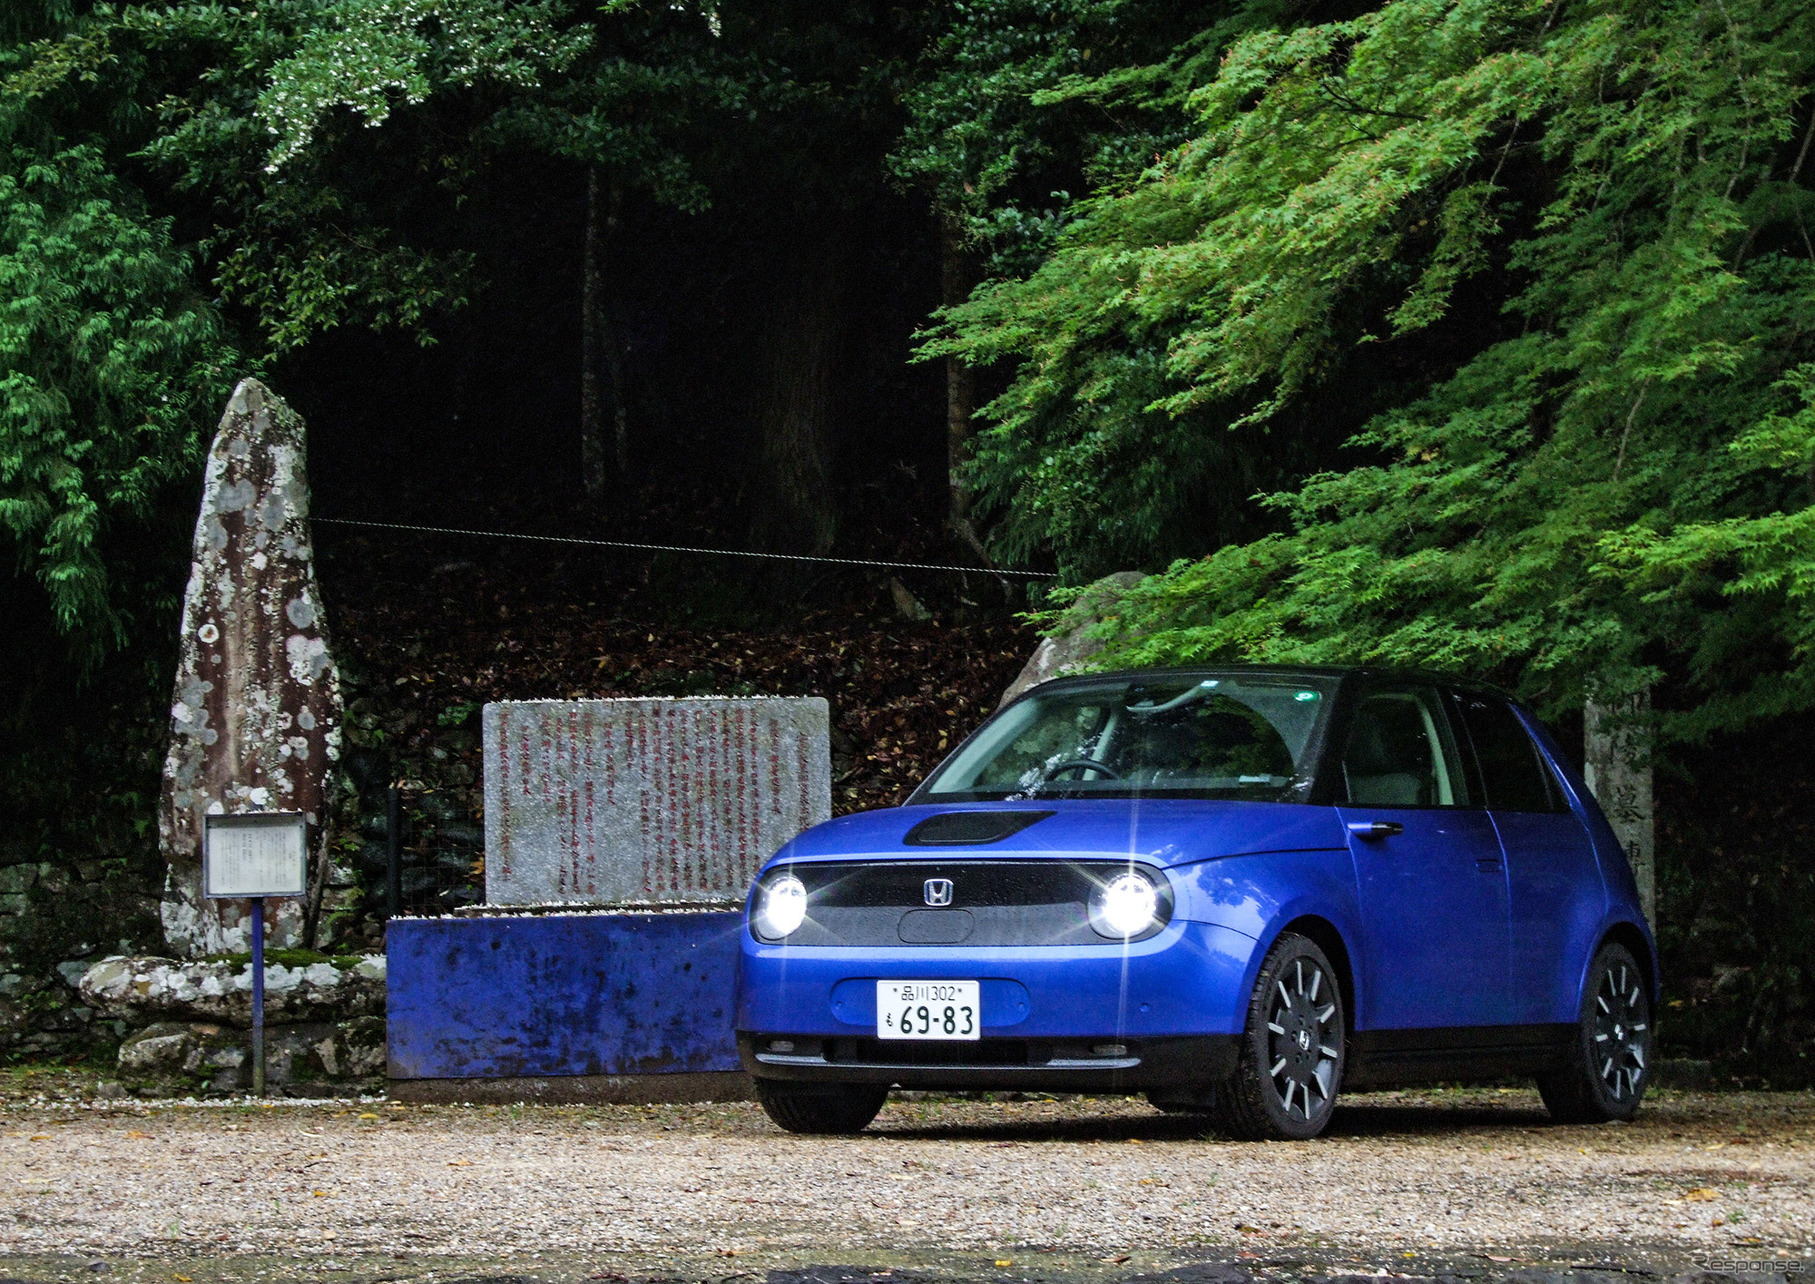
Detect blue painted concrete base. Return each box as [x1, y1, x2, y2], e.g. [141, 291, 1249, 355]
[386, 911, 748, 1085]
[390, 1070, 753, 1105]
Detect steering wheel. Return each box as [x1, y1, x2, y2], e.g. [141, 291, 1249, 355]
[1042, 758, 1122, 781]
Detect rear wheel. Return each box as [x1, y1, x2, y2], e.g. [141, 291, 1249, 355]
[1215, 932, 1345, 1140]
[1538, 942, 1652, 1124]
[755, 1081, 889, 1134]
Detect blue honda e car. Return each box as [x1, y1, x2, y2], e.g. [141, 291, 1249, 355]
[736, 667, 1656, 1139]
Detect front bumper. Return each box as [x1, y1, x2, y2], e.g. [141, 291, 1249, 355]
[735, 919, 1259, 1091]
[738, 1031, 1239, 1090]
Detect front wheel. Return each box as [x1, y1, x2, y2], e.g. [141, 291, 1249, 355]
[1537, 942, 1652, 1124]
[755, 1081, 889, 1135]
[1215, 932, 1345, 1140]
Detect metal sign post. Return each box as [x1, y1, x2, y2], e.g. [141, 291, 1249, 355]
[203, 812, 308, 1097]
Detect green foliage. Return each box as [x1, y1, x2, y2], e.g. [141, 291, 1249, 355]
[935, 0, 1815, 731]
[889, 0, 1221, 273]
[0, 141, 234, 652]
[484, 3, 752, 214]
[252, 0, 588, 171]
[124, 0, 588, 350]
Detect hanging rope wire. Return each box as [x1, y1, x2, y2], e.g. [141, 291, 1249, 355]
[311, 516, 1057, 579]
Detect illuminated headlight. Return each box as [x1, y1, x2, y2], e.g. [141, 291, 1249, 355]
[755, 873, 808, 939]
[1090, 870, 1161, 939]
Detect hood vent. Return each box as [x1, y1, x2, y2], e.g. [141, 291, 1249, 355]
[902, 810, 1055, 847]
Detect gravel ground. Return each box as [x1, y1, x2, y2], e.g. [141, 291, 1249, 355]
[0, 1087, 1810, 1280]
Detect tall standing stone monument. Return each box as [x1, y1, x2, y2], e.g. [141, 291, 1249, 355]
[1584, 690, 1655, 927]
[482, 697, 831, 907]
[159, 379, 342, 956]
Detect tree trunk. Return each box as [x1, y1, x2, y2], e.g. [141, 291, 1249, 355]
[749, 244, 841, 556]
[941, 212, 977, 536]
[581, 168, 628, 504]
[1584, 689, 1656, 926]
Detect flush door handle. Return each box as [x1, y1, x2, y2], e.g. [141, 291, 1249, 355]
[1346, 821, 1405, 839]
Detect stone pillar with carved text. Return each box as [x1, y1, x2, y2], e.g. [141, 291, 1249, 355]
[1584, 690, 1655, 927]
[158, 379, 342, 956]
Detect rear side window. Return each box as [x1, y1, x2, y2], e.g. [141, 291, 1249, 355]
[1454, 694, 1557, 813]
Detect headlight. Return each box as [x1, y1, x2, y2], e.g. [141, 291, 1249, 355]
[1090, 870, 1160, 938]
[755, 873, 808, 938]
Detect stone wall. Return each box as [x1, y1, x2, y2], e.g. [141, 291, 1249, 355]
[0, 857, 161, 1060]
[76, 953, 388, 1097]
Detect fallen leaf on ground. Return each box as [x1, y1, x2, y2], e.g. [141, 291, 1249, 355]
[1683, 1187, 1720, 1201]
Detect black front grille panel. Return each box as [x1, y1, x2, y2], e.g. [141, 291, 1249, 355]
[766, 860, 1171, 947]
[802, 861, 1098, 908]
[827, 1037, 1037, 1066]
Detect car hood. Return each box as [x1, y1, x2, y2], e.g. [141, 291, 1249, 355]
[770, 798, 1347, 871]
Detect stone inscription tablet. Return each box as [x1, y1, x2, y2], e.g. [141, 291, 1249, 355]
[482, 697, 831, 907]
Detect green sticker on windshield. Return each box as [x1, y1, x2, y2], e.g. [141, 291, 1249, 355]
[1294, 690, 1320, 702]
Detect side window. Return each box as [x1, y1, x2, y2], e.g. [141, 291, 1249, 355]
[1340, 688, 1467, 808]
[1454, 694, 1557, 813]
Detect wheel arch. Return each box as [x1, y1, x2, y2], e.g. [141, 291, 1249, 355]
[1596, 919, 1659, 1003]
[1276, 914, 1357, 1035]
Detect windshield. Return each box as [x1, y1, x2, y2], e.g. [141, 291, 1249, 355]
[918, 673, 1338, 802]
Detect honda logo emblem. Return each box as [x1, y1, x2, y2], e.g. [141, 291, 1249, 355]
[923, 878, 954, 907]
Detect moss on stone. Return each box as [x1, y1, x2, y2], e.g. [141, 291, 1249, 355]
[201, 948, 365, 970]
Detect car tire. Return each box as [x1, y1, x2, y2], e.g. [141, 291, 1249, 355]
[1215, 932, 1345, 1141]
[1537, 941, 1652, 1124]
[755, 1081, 889, 1135]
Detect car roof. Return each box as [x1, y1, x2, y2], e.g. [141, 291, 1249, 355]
[1024, 663, 1519, 703]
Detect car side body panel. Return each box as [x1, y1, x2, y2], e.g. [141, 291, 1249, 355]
[1167, 847, 1362, 1026]
[1516, 708, 1658, 1005]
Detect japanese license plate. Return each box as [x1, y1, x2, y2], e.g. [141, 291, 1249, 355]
[877, 980, 981, 1040]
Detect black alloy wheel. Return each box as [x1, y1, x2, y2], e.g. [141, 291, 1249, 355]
[755, 1081, 889, 1135]
[1216, 932, 1345, 1140]
[1538, 942, 1652, 1123]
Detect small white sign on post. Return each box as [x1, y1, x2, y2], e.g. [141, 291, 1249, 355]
[201, 810, 306, 1099]
[202, 813, 307, 899]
